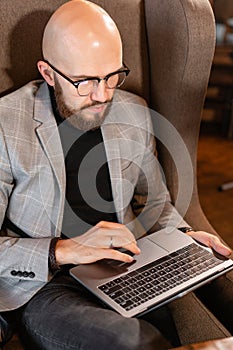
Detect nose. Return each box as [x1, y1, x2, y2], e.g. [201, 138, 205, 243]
[90, 80, 108, 103]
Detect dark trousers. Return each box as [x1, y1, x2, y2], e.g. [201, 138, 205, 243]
[19, 270, 175, 350]
[195, 273, 233, 334]
[18, 270, 233, 349]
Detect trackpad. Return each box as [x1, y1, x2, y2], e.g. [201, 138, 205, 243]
[146, 228, 193, 252]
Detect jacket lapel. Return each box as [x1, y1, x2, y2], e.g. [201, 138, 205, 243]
[101, 122, 124, 224]
[33, 82, 65, 233]
[32, 83, 125, 228]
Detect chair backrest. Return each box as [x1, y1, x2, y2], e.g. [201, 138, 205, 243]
[0, 0, 216, 232]
[0, 0, 149, 100]
[144, 0, 216, 231]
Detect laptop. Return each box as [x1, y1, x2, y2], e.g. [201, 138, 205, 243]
[70, 227, 233, 318]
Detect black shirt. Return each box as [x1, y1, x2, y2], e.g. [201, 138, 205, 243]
[49, 86, 118, 237]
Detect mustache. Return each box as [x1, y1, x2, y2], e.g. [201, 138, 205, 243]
[80, 100, 112, 111]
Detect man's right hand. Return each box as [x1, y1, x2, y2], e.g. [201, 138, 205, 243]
[55, 221, 141, 266]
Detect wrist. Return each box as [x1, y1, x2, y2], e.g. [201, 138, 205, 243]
[48, 237, 61, 273]
[178, 227, 194, 233]
[54, 238, 69, 265]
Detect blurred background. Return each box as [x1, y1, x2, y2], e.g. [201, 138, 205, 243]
[198, 0, 233, 248]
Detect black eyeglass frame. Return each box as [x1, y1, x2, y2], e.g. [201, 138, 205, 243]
[44, 60, 130, 96]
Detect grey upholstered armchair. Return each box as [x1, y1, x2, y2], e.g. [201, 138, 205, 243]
[0, 0, 221, 348]
[0, 0, 216, 234]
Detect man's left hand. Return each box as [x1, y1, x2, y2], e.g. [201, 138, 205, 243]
[187, 230, 232, 257]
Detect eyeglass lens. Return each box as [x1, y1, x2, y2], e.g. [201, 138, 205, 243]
[78, 71, 127, 96]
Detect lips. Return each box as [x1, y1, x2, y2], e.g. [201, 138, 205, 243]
[88, 104, 106, 113]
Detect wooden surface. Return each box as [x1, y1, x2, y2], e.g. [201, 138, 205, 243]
[172, 337, 233, 349]
[4, 335, 233, 350]
[197, 134, 233, 248]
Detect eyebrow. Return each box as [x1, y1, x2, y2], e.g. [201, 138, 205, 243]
[69, 74, 90, 80]
[69, 66, 125, 81]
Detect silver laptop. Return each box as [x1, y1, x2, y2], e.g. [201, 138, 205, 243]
[70, 227, 233, 318]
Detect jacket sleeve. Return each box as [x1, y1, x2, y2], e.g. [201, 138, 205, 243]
[0, 123, 52, 282]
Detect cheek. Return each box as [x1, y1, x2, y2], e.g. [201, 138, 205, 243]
[57, 78, 89, 110]
[107, 89, 115, 100]
[65, 90, 91, 110]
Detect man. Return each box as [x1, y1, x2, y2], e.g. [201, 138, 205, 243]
[0, 0, 232, 349]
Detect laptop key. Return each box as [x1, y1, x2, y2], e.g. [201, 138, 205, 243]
[119, 300, 134, 309]
[98, 243, 225, 311]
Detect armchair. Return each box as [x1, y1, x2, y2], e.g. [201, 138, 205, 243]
[0, 0, 217, 234]
[0, 0, 224, 348]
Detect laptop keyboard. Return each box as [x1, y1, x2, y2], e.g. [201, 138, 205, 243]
[98, 243, 223, 311]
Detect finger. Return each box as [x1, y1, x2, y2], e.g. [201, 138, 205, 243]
[98, 222, 140, 253]
[122, 240, 141, 255]
[109, 233, 140, 255]
[186, 231, 210, 246]
[84, 247, 135, 263]
[100, 232, 139, 251]
[104, 248, 135, 263]
[95, 221, 126, 229]
[187, 231, 232, 257]
[209, 236, 232, 256]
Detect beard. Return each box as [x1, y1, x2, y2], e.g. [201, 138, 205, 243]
[54, 77, 112, 131]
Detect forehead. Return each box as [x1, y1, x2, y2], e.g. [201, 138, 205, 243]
[54, 24, 122, 76]
[60, 46, 122, 78]
[44, 0, 123, 76]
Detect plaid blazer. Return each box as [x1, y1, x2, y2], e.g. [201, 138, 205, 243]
[0, 81, 186, 311]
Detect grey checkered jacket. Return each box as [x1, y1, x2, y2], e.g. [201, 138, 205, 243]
[0, 81, 186, 311]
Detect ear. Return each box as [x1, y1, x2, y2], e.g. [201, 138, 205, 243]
[37, 60, 55, 86]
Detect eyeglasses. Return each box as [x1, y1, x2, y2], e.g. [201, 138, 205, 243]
[44, 60, 130, 97]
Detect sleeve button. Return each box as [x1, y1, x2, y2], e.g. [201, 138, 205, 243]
[28, 272, 35, 279]
[10, 270, 17, 276]
[23, 271, 29, 277]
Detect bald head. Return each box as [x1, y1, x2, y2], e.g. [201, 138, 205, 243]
[42, 0, 122, 74]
